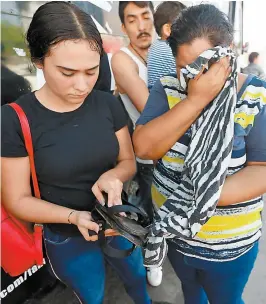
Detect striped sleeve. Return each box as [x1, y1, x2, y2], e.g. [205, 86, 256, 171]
[245, 77, 266, 161]
[246, 106, 266, 161]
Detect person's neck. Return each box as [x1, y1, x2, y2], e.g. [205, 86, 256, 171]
[128, 43, 148, 65]
[35, 84, 84, 113]
[160, 35, 168, 41]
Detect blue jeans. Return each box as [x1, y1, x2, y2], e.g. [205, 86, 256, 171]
[43, 226, 151, 304]
[167, 241, 259, 304]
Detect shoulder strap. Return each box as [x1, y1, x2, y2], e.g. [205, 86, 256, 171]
[8, 103, 41, 199]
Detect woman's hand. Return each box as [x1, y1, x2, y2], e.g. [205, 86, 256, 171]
[69, 210, 100, 241]
[92, 171, 123, 207]
[187, 57, 231, 110]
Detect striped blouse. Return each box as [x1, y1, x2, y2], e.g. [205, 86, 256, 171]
[137, 75, 266, 261]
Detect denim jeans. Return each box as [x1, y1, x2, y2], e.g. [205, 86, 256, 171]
[43, 226, 151, 304]
[167, 240, 259, 304]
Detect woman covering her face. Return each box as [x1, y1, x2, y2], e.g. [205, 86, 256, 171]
[134, 4, 266, 304]
[1, 2, 151, 303]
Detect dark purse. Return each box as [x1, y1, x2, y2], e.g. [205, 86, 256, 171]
[90, 192, 151, 258]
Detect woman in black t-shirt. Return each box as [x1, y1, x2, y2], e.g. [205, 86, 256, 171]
[1, 2, 151, 304]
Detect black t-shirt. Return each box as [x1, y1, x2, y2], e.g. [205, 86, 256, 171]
[1, 64, 32, 105]
[94, 52, 112, 93]
[1, 90, 127, 235]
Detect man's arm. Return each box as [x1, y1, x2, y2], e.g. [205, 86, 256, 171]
[111, 51, 149, 113]
[218, 163, 266, 206]
[133, 58, 231, 160]
[134, 99, 202, 160]
[219, 103, 266, 206]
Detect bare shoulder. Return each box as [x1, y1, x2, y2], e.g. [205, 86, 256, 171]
[112, 50, 131, 62]
[111, 50, 137, 72]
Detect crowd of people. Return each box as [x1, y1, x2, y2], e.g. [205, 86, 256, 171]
[2, 1, 266, 304]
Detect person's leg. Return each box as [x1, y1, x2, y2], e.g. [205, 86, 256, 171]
[136, 162, 163, 287]
[198, 242, 259, 304]
[167, 241, 208, 304]
[43, 226, 105, 304]
[105, 236, 151, 304]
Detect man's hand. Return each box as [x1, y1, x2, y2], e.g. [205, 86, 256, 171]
[187, 57, 231, 110]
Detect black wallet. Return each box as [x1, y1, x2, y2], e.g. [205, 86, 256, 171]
[90, 192, 151, 258]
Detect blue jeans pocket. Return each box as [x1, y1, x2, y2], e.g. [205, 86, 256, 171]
[44, 226, 71, 245]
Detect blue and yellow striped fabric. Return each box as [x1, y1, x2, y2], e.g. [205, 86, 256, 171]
[152, 75, 265, 261]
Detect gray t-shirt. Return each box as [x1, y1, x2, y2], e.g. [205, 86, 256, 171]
[242, 63, 266, 80]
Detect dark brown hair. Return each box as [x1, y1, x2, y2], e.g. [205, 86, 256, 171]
[27, 1, 103, 63]
[249, 52, 259, 63]
[154, 1, 186, 36]
[119, 1, 154, 24]
[168, 4, 234, 57]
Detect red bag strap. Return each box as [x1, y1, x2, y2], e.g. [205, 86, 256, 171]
[8, 103, 41, 199]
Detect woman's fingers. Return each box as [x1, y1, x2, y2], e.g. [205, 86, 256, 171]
[107, 188, 115, 207]
[113, 187, 122, 206]
[79, 227, 97, 241]
[78, 221, 99, 241]
[92, 182, 105, 205]
[107, 180, 122, 207]
[113, 193, 125, 216]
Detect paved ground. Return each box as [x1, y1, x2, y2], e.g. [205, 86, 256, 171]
[26, 197, 266, 304]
